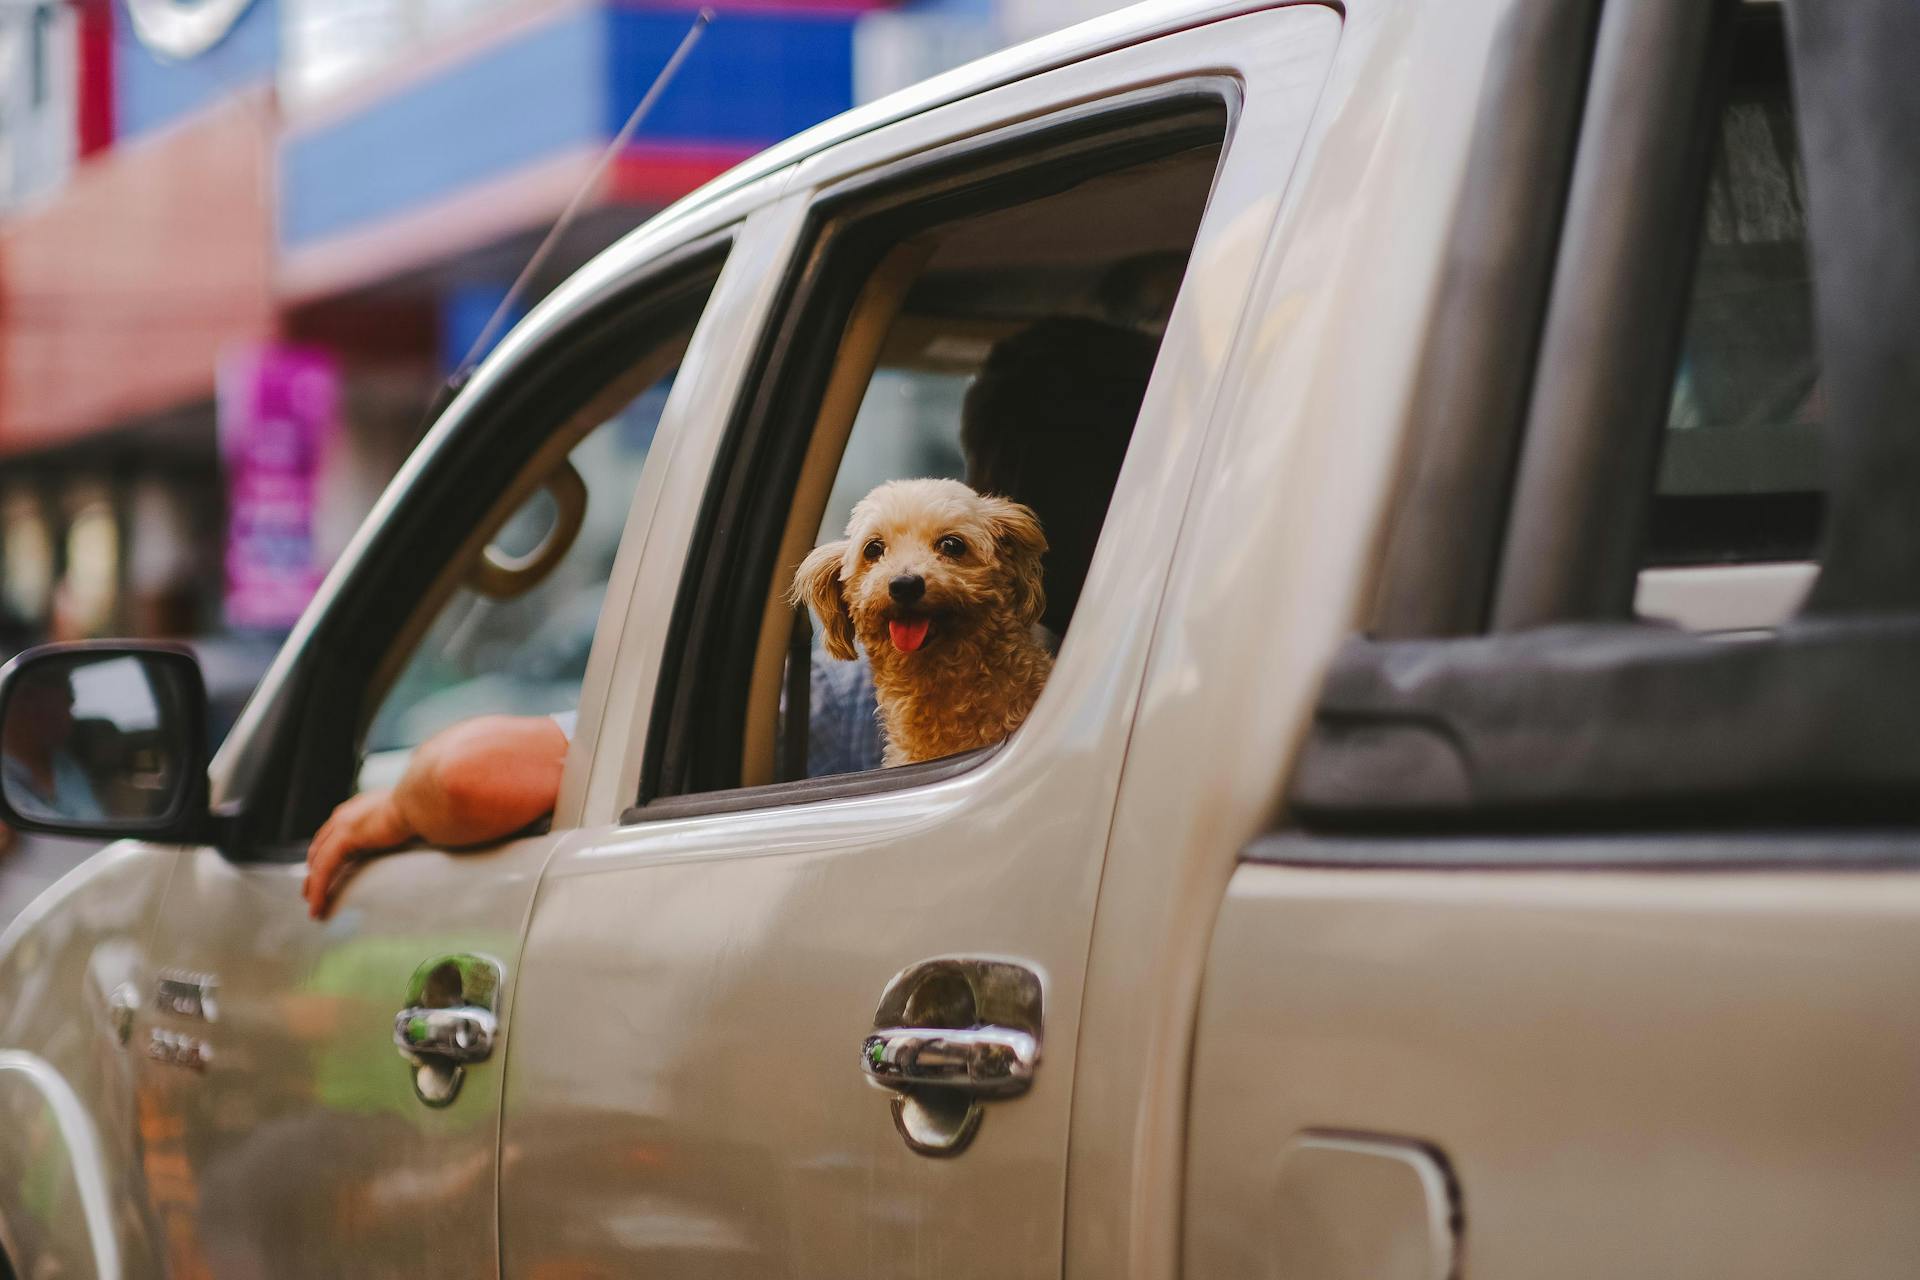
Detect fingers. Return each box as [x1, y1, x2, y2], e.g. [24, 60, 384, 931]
[305, 824, 353, 920]
[306, 823, 380, 920]
[304, 789, 417, 919]
[312, 852, 367, 921]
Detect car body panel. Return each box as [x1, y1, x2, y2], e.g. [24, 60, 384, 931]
[0, 840, 177, 1280]
[493, 11, 1340, 1277]
[0, 1047, 124, 1280]
[125, 832, 558, 1278]
[1171, 2, 1920, 1276]
[1057, 0, 1520, 1272]
[1187, 865, 1920, 1278]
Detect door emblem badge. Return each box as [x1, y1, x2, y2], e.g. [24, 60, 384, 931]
[155, 969, 219, 1023]
[147, 1028, 213, 1072]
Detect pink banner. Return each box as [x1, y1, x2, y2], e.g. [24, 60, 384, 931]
[218, 345, 339, 631]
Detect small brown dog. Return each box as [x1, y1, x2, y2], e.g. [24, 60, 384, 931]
[792, 478, 1053, 766]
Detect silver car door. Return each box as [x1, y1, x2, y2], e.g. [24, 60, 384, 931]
[495, 9, 1339, 1277]
[124, 221, 745, 1279]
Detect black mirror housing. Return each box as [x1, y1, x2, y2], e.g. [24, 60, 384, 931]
[0, 643, 211, 842]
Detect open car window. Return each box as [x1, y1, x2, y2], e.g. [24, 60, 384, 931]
[353, 278, 717, 792]
[365, 374, 674, 756]
[644, 96, 1229, 807]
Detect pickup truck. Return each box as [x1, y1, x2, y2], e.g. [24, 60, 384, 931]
[3, 0, 1918, 1276]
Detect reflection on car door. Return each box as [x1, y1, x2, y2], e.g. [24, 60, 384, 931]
[130, 838, 553, 1278]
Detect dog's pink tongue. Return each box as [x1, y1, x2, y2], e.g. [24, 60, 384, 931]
[889, 617, 931, 653]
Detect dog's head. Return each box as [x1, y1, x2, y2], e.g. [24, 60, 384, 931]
[791, 478, 1047, 662]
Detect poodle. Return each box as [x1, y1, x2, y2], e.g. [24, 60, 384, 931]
[791, 478, 1053, 766]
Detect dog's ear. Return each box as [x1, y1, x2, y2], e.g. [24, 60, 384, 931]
[981, 497, 1049, 628]
[790, 541, 858, 660]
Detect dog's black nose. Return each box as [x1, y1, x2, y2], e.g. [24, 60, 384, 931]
[889, 574, 925, 603]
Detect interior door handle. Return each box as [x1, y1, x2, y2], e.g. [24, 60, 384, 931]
[863, 958, 1043, 1157]
[861, 1026, 1037, 1095]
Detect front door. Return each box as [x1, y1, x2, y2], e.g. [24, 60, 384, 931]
[496, 10, 1339, 1276]
[130, 837, 554, 1278]
[128, 247, 732, 1279]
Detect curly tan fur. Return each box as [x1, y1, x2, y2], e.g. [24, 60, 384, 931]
[791, 478, 1053, 766]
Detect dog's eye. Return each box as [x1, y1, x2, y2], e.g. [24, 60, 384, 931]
[936, 535, 968, 558]
[862, 539, 884, 561]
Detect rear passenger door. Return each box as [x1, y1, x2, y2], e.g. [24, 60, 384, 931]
[1188, 1, 1920, 1276]
[495, 10, 1339, 1278]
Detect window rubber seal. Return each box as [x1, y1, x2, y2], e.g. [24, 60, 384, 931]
[622, 743, 1001, 825]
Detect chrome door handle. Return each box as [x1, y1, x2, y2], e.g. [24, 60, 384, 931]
[861, 1026, 1037, 1096]
[394, 954, 503, 1108]
[394, 1006, 497, 1065]
[863, 958, 1044, 1157]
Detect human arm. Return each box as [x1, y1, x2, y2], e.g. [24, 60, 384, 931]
[303, 714, 568, 919]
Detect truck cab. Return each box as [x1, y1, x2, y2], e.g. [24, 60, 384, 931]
[3, 0, 1918, 1276]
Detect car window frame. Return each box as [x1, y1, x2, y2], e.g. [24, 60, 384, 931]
[1490, 0, 1742, 629]
[627, 83, 1239, 823]
[209, 233, 733, 859]
[357, 336, 692, 773]
[1359, 0, 1742, 639]
[1364, 0, 1606, 638]
[1283, 0, 1920, 844]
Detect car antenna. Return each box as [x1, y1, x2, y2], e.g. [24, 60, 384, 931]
[425, 7, 714, 421]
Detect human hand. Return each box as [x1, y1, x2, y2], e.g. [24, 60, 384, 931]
[304, 789, 414, 919]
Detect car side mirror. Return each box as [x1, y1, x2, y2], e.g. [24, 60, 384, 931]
[0, 644, 210, 841]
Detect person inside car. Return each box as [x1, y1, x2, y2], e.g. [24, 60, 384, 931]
[305, 317, 1159, 917]
[2, 669, 106, 824]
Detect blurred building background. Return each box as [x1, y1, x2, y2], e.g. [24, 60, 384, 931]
[0, 0, 1135, 663]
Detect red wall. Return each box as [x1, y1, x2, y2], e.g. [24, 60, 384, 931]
[0, 92, 276, 454]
